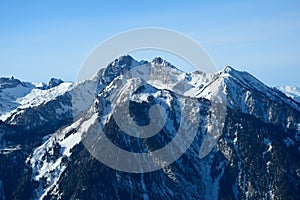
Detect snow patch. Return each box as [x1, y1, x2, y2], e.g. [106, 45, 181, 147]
[278, 86, 300, 102]
[29, 116, 87, 199]
[264, 138, 272, 152]
[0, 145, 21, 154]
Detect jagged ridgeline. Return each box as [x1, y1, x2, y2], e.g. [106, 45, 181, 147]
[0, 56, 300, 199]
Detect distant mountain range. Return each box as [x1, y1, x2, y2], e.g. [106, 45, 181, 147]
[0, 55, 299, 199]
[277, 86, 300, 103]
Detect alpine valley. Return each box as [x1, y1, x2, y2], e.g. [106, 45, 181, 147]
[0, 56, 300, 200]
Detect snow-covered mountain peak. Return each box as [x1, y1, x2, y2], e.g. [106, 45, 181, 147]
[223, 65, 234, 72]
[114, 55, 136, 66]
[151, 57, 164, 64]
[94, 55, 140, 85]
[278, 86, 300, 103]
[1, 56, 300, 199]
[0, 76, 33, 89]
[94, 57, 298, 116]
[0, 77, 36, 115]
[106, 55, 140, 72]
[48, 78, 64, 89]
[152, 56, 173, 66]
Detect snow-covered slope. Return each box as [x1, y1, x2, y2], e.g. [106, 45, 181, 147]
[1, 56, 300, 200]
[278, 86, 300, 103]
[28, 117, 85, 199]
[0, 77, 35, 115]
[0, 82, 72, 122]
[0, 77, 68, 118]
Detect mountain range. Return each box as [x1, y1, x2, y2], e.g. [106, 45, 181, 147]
[0, 55, 300, 200]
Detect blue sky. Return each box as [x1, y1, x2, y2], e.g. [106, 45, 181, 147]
[0, 0, 299, 86]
